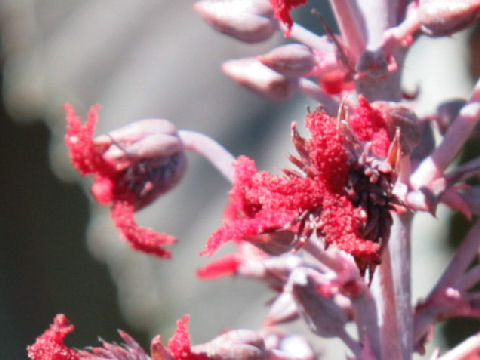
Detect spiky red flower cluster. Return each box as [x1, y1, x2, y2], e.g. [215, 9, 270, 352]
[349, 97, 391, 157]
[269, 0, 308, 34]
[204, 98, 394, 269]
[65, 105, 175, 258]
[27, 314, 79, 360]
[161, 315, 211, 360]
[28, 314, 207, 360]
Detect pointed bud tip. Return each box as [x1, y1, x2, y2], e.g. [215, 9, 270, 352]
[258, 44, 315, 77]
[222, 58, 298, 101]
[195, 0, 276, 43]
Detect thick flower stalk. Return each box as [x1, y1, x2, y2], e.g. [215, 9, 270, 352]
[28, 0, 480, 359]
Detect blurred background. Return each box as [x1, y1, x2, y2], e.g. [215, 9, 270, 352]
[0, 1, 478, 359]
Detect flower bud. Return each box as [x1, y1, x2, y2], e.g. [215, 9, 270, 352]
[288, 268, 348, 338]
[419, 0, 480, 37]
[265, 292, 299, 326]
[194, 0, 276, 43]
[192, 330, 265, 360]
[264, 333, 316, 360]
[356, 50, 388, 80]
[93, 118, 187, 210]
[435, 99, 466, 135]
[222, 58, 299, 101]
[258, 44, 315, 77]
[372, 101, 421, 155]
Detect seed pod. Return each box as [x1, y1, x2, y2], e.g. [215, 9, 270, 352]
[372, 101, 421, 156]
[222, 58, 299, 101]
[194, 0, 276, 43]
[258, 44, 315, 77]
[265, 292, 299, 325]
[288, 268, 348, 338]
[419, 0, 480, 37]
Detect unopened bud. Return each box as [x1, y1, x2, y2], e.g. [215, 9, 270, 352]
[223, 58, 299, 101]
[356, 50, 388, 80]
[258, 44, 315, 77]
[373, 102, 421, 155]
[435, 99, 467, 135]
[419, 0, 480, 37]
[288, 268, 348, 338]
[192, 330, 265, 360]
[238, 254, 303, 290]
[194, 0, 276, 43]
[94, 119, 187, 210]
[274, 335, 316, 360]
[265, 292, 299, 326]
[247, 230, 296, 255]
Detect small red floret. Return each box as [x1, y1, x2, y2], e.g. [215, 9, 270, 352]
[167, 315, 211, 360]
[27, 314, 79, 360]
[196, 253, 243, 279]
[269, 0, 308, 35]
[65, 105, 176, 258]
[349, 96, 391, 157]
[111, 201, 176, 258]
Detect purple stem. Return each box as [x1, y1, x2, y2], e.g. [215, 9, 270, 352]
[351, 288, 383, 360]
[328, 0, 366, 60]
[285, 22, 336, 52]
[431, 219, 480, 295]
[178, 130, 235, 183]
[414, 220, 480, 344]
[444, 155, 480, 184]
[411, 79, 480, 189]
[381, 4, 420, 56]
[377, 248, 403, 359]
[355, 0, 397, 50]
[387, 212, 413, 360]
[457, 265, 480, 291]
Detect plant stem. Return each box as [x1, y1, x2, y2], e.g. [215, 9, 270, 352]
[414, 220, 480, 345]
[411, 78, 480, 189]
[178, 130, 235, 183]
[388, 212, 413, 360]
[431, 219, 480, 294]
[287, 22, 334, 51]
[329, 0, 366, 60]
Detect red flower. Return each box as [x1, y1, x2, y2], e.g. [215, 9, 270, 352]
[196, 253, 244, 279]
[204, 98, 398, 273]
[269, 0, 308, 35]
[65, 105, 186, 258]
[28, 314, 150, 360]
[27, 314, 80, 360]
[151, 315, 211, 360]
